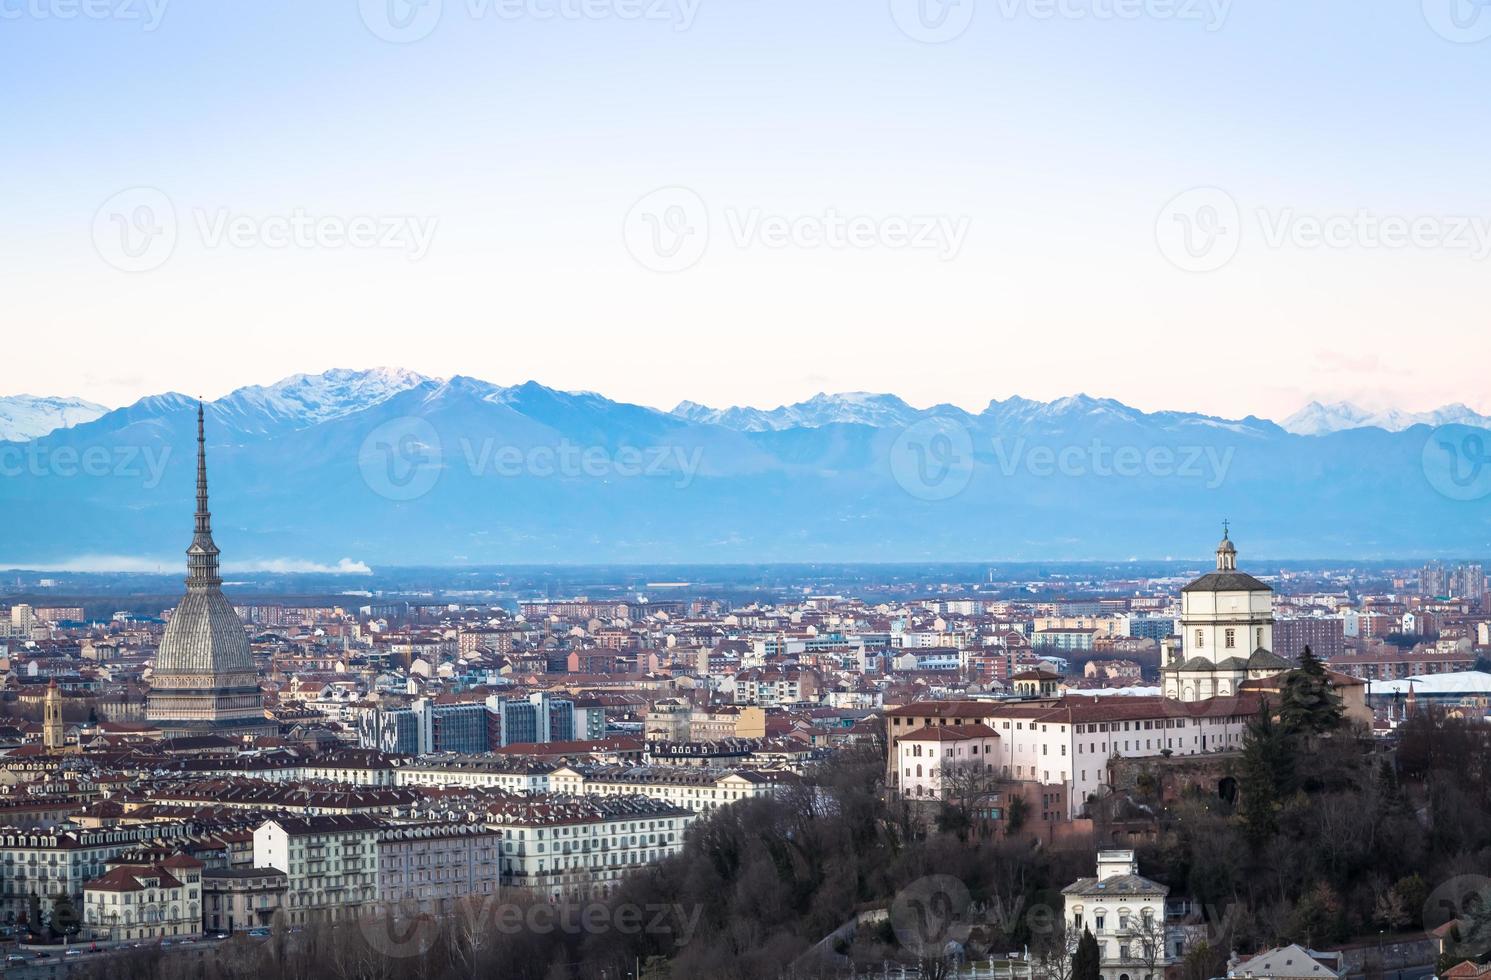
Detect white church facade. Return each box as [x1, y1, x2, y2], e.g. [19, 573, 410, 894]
[1161, 529, 1292, 702]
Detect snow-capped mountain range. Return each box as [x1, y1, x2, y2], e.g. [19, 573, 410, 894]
[0, 395, 107, 442]
[2, 368, 1486, 567]
[8, 370, 1483, 440]
[1279, 400, 1491, 436]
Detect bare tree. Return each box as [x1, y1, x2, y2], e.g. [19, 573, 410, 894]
[1032, 918, 1081, 980]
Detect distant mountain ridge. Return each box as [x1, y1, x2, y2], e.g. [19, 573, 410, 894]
[2, 369, 1486, 567]
[0, 395, 107, 442]
[1280, 400, 1491, 435]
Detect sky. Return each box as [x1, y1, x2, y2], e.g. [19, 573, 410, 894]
[4, 0, 1490, 422]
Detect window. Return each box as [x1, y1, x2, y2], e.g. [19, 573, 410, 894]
[1224, 628, 1236, 649]
[1194, 629, 1203, 647]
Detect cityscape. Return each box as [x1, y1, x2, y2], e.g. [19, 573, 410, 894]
[0, 406, 1485, 978]
[8, 1, 1491, 979]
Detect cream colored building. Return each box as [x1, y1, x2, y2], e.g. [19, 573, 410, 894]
[253, 815, 381, 924]
[83, 854, 204, 942]
[547, 764, 792, 813]
[1063, 850, 1174, 980]
[1161, 530, 1291, 702]
[488, 795, 693, 900]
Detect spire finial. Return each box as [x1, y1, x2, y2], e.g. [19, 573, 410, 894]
[186, 400, 221, 589]
[1216, 521, 1237, 571]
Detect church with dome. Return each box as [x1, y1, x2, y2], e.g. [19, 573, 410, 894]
[145, 404, 275, 739]
[1160, 527, 1293, 702]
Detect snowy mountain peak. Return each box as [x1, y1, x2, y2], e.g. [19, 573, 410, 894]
[212, 367, 436, 433]
[669, 391, 921, 431]
[1281, 400, 1491, 435]
[0, 395, 108, 442]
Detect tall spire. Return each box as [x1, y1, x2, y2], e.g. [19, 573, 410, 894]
[186, 400, 221, 590]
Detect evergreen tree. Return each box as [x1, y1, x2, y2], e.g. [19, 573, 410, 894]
[1239, 700, 1294, 848]
[1073, 926, 1102, 980]
[1279, 645, 1344, 736]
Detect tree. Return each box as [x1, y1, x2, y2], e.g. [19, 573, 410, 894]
[1133, 911, 1170, 980]
[1006, 794, 1030, 836]
[1179, 939, 1227, 980]
[1033, 919, 1080, 980]
[1239, 701, 1294, 848]
[1072, 927, 1102, 980]
[938, 760, 1003, 840]
[1279, 646, 1343, 737]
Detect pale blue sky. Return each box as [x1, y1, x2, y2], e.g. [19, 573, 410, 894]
[4, 0, 1489, 420]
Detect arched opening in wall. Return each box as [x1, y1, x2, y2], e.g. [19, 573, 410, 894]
[1218, 776, 1238, 804]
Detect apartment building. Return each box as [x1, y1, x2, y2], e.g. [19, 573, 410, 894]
[487, 795, 693, 900]
[547, 764, 792, 813]
[202, 866, 287, 933]
[253, 815, 382, 925]
[0, 822, 193, 929]
[895, 723, 1000, 800]
[82, 854, 204, 943]
[377, 821, 501, 914]
[884, 695, 1259, 817]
